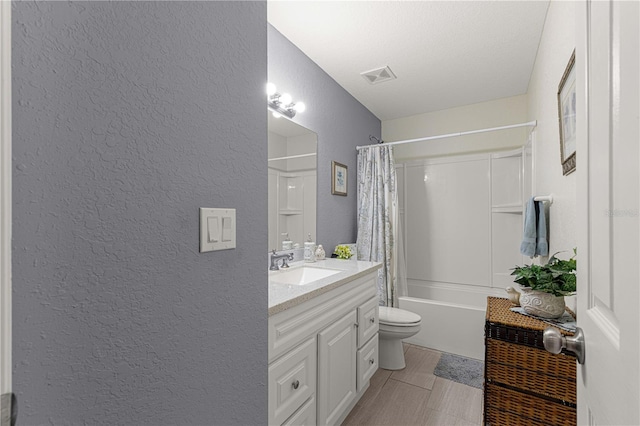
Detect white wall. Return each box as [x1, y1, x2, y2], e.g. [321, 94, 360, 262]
[382, 94, 529, 160]
[527, 0, 576, 259]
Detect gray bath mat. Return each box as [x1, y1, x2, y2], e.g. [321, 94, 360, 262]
[434, 352, 484, 389]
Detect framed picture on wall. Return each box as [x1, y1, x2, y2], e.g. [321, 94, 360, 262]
[557, 49, 576, 175]
[331, 161, 348, 196]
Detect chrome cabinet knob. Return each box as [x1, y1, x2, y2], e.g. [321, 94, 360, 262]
[370, 317, 375, 324]
[369, 358, 375, 365]
[543, 327, 585, 364]
[292, 380, 300, 390]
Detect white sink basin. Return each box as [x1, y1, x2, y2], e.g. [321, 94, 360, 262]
[269, 266, 341, 286]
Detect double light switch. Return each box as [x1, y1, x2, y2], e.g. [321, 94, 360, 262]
[200, 208, 236, 252]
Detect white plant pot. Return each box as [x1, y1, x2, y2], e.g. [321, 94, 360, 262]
[519, 288, 566, 319]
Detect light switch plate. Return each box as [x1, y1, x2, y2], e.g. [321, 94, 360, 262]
[200, 208, 236, 252]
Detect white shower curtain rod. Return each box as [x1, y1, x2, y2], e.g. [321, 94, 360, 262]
[356, 120, 537, 150]
[268, 153, 317, 162]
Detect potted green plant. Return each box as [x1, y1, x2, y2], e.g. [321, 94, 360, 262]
[510, 250, 576, 319]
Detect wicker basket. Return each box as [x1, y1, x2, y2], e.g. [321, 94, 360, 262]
[485, 383, 576, 426]
[486, 339, 576, 404]
[485, 297, 576, 351]
[484, 297, 577, 426]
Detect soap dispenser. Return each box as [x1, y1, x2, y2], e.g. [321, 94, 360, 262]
[281, 232, 293, 250]
[304, 233, 316, 263]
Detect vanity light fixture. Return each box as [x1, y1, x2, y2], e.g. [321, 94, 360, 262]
[267, 82, 306, 119]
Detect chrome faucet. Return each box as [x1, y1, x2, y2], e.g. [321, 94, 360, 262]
[270, 250, 294, 271]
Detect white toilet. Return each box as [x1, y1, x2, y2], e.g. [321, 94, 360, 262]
[378, 306, 422, 370]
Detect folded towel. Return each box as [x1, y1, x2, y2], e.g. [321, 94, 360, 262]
[536, 200, 549, 256]
[520, 198, 537, 257]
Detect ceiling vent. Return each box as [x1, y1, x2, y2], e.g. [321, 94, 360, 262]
[360, 65, 397, 85]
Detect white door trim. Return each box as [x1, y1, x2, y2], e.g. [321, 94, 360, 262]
[0, 0, 12, 412]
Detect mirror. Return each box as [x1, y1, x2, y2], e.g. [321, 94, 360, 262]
[268, 114, 317, 251]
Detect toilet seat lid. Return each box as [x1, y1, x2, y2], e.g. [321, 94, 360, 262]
[378, 306, 421, 325]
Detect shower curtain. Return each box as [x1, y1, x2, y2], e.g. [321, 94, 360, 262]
[356, 146, 407, 307]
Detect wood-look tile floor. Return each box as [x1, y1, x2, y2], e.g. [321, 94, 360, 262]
[342, 344, 483, 426]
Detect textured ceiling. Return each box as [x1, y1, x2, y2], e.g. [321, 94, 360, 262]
[268, 1, 550, 121]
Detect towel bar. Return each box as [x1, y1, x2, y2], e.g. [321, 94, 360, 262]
[534, 194, 554, 205]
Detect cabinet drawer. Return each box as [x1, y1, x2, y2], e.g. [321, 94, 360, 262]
[357, 333, 378, 392]
[269, 338, 317, 426]
[282, 396, 316, 426]
[357, 297, 379, 347]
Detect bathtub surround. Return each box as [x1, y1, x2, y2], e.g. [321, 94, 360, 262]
[12, 2, 266, 424]
[268, 25, 381, 253]
[395, 148, 529, 360]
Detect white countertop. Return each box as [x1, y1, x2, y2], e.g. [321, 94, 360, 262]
[268, 259, 382, 316]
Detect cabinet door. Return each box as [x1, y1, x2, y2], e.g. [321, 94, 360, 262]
[317, 311, 357, 426]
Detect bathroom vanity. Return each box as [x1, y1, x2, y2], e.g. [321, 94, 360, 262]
[268, 259, 381, 426]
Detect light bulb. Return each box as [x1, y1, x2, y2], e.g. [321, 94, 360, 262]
[272, 111, 282, 118]
[280, 93, 292, 106]
[294, 102, 306, 113]
[266, 82, 277, 96]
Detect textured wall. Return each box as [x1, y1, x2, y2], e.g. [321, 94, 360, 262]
[268, 25, 381, 254]
[12, 2, 267, 425]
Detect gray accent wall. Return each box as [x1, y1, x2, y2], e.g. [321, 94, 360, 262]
[268, 25, 381, 253]
[12, 2, 267, 424]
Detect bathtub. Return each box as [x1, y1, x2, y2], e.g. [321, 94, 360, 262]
[398, 280, 505, 360]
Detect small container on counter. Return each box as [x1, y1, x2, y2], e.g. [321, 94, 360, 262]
[304, 233, 316, 263]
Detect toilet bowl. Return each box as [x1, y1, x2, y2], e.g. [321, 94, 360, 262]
[378, 306, 422, 370]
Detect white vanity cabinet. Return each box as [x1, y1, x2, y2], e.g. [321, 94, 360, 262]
[317, 310, 357, 425]
[268, 269, 379, 426]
